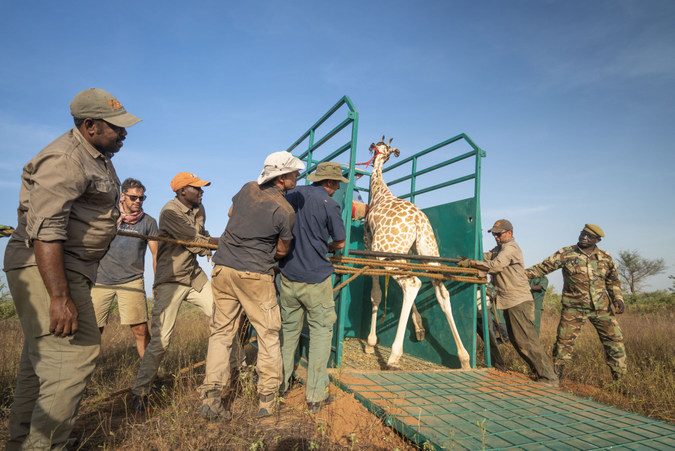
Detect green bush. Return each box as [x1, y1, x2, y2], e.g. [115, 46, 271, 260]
[0, 282, 16, 320]
[624, 290, 675, 314]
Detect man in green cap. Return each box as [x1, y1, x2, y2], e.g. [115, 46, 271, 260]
[278, 162, 347, 413]
[526, 224, 627, 383]
[3, 88, 140, 450]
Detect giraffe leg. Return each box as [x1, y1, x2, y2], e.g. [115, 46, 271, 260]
[433, 280, 471, 370]
[387, 276, 422, 370]
[411, 303, 426, 342]
[365, 276, 381, 354]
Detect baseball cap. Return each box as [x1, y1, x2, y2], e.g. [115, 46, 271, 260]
[257, 151, 306, 185]
[488, 219, 513, 233]
[70, 88, 141, 128]
[170, 172, 211, 192]
[307, 162, 349, 183]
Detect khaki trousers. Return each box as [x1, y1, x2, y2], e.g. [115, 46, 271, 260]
[5, 267, 100, 451]
[132, 282, 214, 396]
[200, 265, 282, 397]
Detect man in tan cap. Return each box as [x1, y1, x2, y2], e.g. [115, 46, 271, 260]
[198, 151, 303, 421]
[458, 219, 558, 387]
[526, 224, 627, 384]
[131, 172, 224, 412]
[3, 88, 140, 449]
[278, 162, 347, 413]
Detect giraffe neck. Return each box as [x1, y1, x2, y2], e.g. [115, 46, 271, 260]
[369, 154, 394, 205]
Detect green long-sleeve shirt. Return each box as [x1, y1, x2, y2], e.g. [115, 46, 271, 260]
[526, 245, 623, 311]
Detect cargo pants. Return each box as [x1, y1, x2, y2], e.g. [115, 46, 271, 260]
[5, 267, 100, 451]
[199, 265, 282, 398]
[554, 306, 626, 377]
[279, 274, 336, 403]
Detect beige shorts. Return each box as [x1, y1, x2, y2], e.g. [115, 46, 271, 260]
[91, 278, 149, 327]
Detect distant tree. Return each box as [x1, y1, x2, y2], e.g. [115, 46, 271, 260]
[669, 275, 675, 294]
[616, 250, 666, 294]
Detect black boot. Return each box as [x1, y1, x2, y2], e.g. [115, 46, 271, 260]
[554, 364, 564, 382]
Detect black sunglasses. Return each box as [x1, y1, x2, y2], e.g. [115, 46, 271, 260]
[492, 231, 506, 237]
[125, 194, 147, 202]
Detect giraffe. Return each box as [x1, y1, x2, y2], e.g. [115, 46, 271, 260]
[363, 136, 471, 370]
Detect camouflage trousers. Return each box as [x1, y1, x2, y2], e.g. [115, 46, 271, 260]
[553, 306, 626, 377]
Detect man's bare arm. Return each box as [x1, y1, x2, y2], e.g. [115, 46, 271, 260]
[148, 240, 159, 275]
[328, 239, 346, 253]
[275, 238, 292, 260]
[34, 240, 78, 337]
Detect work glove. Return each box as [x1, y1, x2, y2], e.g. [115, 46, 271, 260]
[0, 225, 14, 238]
[457, 258, 472, 268]
[613, 299, 625, 314]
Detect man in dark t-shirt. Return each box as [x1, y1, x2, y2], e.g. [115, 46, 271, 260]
[198, 151, 303, 422]
[279, 162, 347, 413]
[91, 178, 158, 358]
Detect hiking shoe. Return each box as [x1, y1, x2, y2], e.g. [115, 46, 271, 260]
[554, 364, 565, 382]
[132, 394, 151, 413]
[257, 393, 276, 417]
[199, 389, 232, 422]
[307, 394, 334, 414]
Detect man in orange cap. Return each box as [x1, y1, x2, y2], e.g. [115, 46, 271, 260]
[131, 172, 242, 412]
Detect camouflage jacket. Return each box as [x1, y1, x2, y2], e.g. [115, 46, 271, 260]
[526, 245, 623, 311]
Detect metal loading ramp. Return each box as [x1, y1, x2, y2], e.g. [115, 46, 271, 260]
[331, 369, 675, 450]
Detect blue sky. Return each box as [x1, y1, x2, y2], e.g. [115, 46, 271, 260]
[1, 0, 674, 294]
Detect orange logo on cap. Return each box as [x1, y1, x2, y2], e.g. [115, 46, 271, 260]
[108, 98, 122, 110]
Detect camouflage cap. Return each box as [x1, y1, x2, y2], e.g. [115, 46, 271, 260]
[70, 88, 141, 128]
[583, 223, 604, 238]
[307, 162, 349, 183]
[488, 219, 513, 233]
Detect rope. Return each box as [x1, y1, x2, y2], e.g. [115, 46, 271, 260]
[329, 256, 481, 276]
[332, 265, 371, 293]
[117, 230, 217, 250]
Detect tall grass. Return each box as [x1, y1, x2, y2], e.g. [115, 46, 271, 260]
[478, 304, 675, 424]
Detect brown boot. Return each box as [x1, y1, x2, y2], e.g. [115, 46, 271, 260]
[554, 363, 564, 382]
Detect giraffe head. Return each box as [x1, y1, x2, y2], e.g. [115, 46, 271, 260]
[369, 136, 400, 164]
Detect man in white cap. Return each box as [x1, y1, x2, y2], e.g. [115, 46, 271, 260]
[3, 88, 140, 449]
[198, 151, 304, 421]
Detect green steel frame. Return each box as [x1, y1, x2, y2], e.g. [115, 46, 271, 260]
[285, 96, 492, 370]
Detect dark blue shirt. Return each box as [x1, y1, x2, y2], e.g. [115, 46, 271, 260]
[280, 184, 346, 283]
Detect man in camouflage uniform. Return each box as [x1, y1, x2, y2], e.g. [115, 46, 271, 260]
[526, 224, 626, 382]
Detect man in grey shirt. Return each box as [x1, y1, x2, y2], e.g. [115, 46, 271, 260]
[91, 178, 158, 358]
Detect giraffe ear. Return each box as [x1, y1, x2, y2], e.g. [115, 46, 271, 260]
[369, 143, 375, 154]
[393, 148, 400, 157]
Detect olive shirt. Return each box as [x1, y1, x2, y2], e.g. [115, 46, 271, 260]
[526, 245, 624, 311]
[3, 128, 120, 282]
[153, 198, 212, 290]
[213, 181, 295, 276]
[480, 238, 533, 310]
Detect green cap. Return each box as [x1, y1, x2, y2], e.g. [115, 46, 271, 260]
[307, 162, 349, 183]
[583, 224, 604, 238]
[70, 88, 141, 128]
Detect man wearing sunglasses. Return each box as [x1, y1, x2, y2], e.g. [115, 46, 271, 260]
[526, 224, 626, 384]
[3, 88, 141, 450]
[91, 178, 158, 358]
[458, 219, 558, 387]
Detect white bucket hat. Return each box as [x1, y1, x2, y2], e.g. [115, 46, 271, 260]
[257, 151, 306, 185]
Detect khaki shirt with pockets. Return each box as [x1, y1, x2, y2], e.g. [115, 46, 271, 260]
[3, 128, 120, 282]
[481, 238, 533, 310]
[153, 197, 212, 290]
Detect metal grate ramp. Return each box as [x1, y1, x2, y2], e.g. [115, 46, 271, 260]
[333, 369, 675, 450]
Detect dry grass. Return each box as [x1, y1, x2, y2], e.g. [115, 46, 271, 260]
[2, 301, 673, 449]
[0, 303, 413, 450]
[477, 307, 675, 424]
